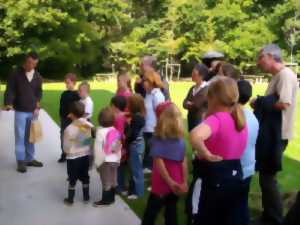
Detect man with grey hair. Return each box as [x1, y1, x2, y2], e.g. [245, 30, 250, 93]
[141, 55, 157, 72]
[134, 55, 170, 173]
[134, 55, 170, 99]
[253, 43, 298, 225]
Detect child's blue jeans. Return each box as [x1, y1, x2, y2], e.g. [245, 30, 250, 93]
[129, 138, 145, 197]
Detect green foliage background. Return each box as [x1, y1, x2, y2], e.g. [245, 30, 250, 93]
[0, 0, 299, 79]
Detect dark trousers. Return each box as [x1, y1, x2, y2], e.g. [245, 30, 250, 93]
[142, 132, 153, 170]
[235, 177, 252, 225]
[142, 193, 178, 225]
[283, 191, 300, 225]
[194, 179, 244, 225]
[193, 160, 244, 225]
[187, 113, 202, 132]
[259, 140, 288, 225]
[259, 172, 283, 225]
[67, 156, 90, 187]
[60, 118, 72, 158]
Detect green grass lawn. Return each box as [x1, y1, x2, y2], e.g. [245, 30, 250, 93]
[1, 80, 300, 225]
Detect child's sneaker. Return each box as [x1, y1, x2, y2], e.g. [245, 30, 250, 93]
[127, 194, 138, 200]
[143, 168, 152, 174]
[64, 198, 74, 206]
[120, 191, 128, 196]
[93, 200, 112, 207]
[93, 189, 114, 207]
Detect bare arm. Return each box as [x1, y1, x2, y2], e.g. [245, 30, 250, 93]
[189, 123, 222, 162]
[274, 102, 290, 110]
[180, 156, 189, 193]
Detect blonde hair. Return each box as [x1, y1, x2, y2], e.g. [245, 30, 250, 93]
[79, 81, 90, 92]
[155, 104, 185, 139]
[208, 77, 245, 131]
[143, 69, 164, 89]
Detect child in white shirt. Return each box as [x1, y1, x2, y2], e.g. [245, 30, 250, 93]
[78, 81, 94, 120]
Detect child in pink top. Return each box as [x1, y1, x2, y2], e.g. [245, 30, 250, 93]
[116, 72, 132, 99]
[142, 103, 188, 225]
[111, 96, 127, 134]
[110, 95, 129, 194]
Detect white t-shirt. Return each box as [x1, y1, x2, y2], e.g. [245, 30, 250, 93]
[265, 67, 298, 140]
[63, 118, 94, 160]
[26, 70, 35, 82]
[80, 96, 93, 119]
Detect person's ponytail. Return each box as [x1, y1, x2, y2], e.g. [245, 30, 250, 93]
[231, 104, 246, 131]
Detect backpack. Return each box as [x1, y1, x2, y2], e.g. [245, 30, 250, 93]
[103, 128, 122, 155]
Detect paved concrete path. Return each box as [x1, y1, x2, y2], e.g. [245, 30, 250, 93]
[0, 110, 140, 225]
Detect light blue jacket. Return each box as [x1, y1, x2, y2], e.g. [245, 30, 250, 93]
[241, 109, 259, 179]
[144, 88, 165, 133]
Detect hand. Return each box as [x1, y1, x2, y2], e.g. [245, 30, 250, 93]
[3, 105, 13, 111]
[33, 108, 40, 119]
[169, 180, 181, 196]
[250, 98, 256, 109]
[126, 116, 132, 124]
[202, 151, 223, 162]
[186, 101, 194, 110]
[135, 78, 142, 84]
[178, 182, 188, 194]
[67, 113, 72, 119]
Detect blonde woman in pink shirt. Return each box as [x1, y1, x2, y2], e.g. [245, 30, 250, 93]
[189, 77, 248, 225]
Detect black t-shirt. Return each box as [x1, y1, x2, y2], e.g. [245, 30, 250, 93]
[59, 90, 80, 118]
[125, 113, 145, 144]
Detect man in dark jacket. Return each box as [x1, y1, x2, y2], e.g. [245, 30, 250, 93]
[3, 52, 43, 173]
